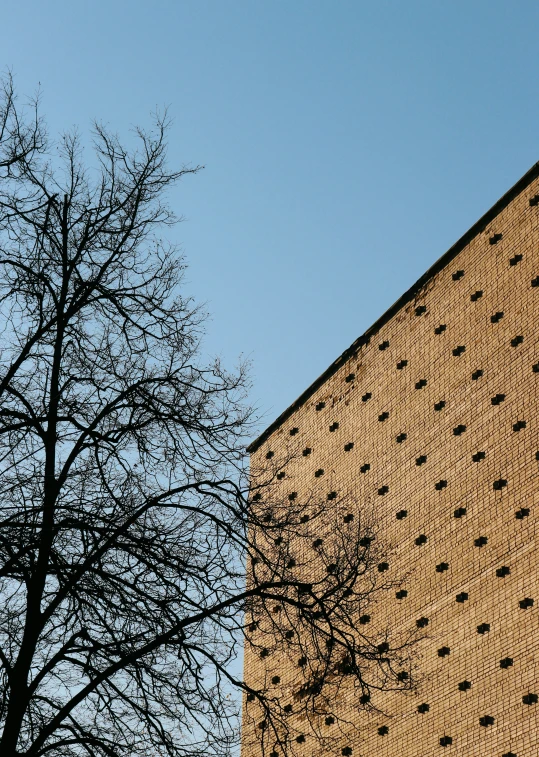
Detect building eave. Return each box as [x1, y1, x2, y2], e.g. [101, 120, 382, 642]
[247, 161, 539, 454]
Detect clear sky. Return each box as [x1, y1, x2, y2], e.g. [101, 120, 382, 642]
[3, 1, 539, 439]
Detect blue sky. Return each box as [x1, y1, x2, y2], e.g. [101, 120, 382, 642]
[4, 1, 539, 439]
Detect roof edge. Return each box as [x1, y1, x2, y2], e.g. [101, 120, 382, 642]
[247, 162, 539, 454]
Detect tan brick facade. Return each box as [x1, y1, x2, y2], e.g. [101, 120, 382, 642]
[243, 166, 539, 757]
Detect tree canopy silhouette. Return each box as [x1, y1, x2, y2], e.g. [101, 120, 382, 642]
[0, 75, 417, 757]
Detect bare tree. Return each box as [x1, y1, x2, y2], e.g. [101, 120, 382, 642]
[0, 78, 418, 757]
[0, 72, 44, 174]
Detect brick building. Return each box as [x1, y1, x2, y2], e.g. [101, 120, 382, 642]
[243, 165, 539, 757]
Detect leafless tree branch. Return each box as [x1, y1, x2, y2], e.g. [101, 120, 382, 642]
[0, 77, 418, 757]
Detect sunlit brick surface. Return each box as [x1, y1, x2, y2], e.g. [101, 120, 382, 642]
[243, 172, 539, 757]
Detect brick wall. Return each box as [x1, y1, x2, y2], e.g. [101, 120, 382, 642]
[243, 170, 539, 757]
